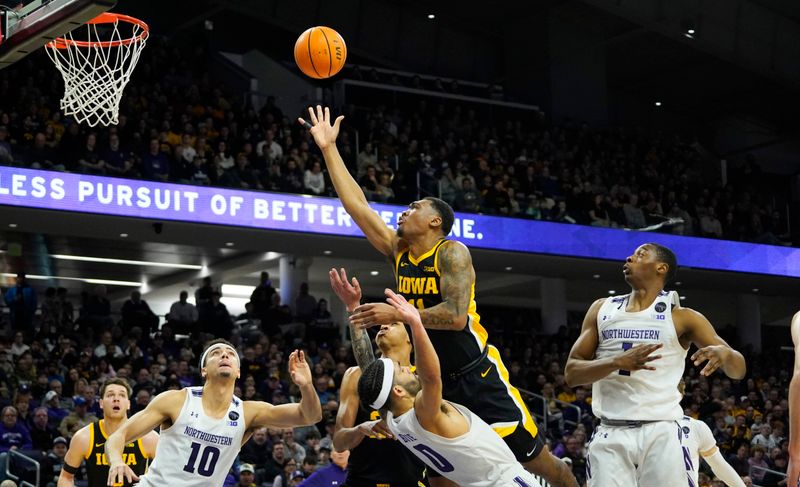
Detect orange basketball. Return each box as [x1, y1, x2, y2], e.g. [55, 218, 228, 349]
[294, 26, 347, 79]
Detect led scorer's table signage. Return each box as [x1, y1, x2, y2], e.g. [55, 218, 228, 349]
[0, 167, 798, 278]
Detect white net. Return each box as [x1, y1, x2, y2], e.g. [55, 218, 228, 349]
[45, 14, 148, 127]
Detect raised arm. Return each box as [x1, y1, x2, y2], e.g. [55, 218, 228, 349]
[301, 105, 398, 257]
[678, 307, 746, 379]
[384, 289, 442, 427]
[565, 298, 663, 387]
[246, 350, 322, 429]
[788, 311, 800, 487]
[329, 268, 374, 369]
[106, 389, 184, 485]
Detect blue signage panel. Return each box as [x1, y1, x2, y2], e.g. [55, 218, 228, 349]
[0, 166, 797, 277]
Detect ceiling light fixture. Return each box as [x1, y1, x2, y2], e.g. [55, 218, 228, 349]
[654, 101, 662, 107]
[225, 242, 234, 247]
[8, 223, 17, 228]
[608, 290, 616, 295]
[427, 14, 435, 19]
[752, 288, 759, 293]
[221, 284, 256, 297]
[50, 254, 203, 270]
[504, 266, 513, 271]
[592, 274, 600, 279]
[1, 272, 142, 287]
[370, 271, 379, 276]
[119, 233, 128, 238]
[323, 250, 332, 255]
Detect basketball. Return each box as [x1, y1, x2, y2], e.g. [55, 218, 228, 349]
[294, 26, 347, 79]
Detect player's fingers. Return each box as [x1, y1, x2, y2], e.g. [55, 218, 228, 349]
[307, 106, 318, 125]
[353, 303, 372, 313]
[340, 267, 348, 283]
[299, 350, 306, 363]
[316, 105, 324, 124]
[324, 106, 330, 123]
[333, 115, 345, 131]
[642, 354, 662, 363]
[352, 277, 360, 290]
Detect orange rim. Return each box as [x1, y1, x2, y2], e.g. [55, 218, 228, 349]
[46, 12, 149, 49]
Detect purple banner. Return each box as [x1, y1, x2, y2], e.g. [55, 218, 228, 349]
[0, 166, 798, 278]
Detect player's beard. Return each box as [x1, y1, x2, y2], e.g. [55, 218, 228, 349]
[219, 370, 232, 378]
[400, 376, 421, 397]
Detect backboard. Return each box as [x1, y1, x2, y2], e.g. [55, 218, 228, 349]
[0, 0, 116, 69]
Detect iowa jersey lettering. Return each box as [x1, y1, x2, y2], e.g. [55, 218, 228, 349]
[93, 451, 140, 467]
[394, 239, 488, 374]
[397, 276, 439, 299]
[85, 420, 148, 487]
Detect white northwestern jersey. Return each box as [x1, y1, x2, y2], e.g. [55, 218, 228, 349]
[387, 402, 542, 487]
[679, 416, 717, 487]
[139, 387, 246, 487]
[592, 290, 687, 421]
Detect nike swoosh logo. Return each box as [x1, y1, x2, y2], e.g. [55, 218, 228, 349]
[95, 443, 104, 448]
[527, 447, 537, 457]
[400, 262, 408, 267]
[480, 366, 492, 378]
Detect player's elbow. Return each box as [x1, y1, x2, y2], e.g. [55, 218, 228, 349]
[564, 360, 582, 388]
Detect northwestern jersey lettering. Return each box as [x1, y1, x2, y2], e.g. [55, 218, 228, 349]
[593, 290, 687, 421]
[386, 402, 542, 487]
[85, 420, 148, 487]
[345, 405, 426, 486]
[394, 239, 488, 373]
[138, 387, 246, 487]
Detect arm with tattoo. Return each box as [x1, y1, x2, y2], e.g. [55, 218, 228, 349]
[329, 268, 375, 369]
[417, 241, 473, 331]
[349, 320, 376, 369]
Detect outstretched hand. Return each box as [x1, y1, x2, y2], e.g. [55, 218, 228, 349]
[691, 345, 729, 377]
[288, 350, 312, 387]
[298, 105, 344, 150]
[384, 288, 422, 327]
[329, 268, 361, 312]
[613, 343, 663, 373]
[107, 462, 139, 486]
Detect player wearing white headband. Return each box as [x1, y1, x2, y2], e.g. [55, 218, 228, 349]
[105, 339, 322, 486]
[358, 289, 543, 487]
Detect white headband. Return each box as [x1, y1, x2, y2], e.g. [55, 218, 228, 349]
[199, 343, 240, 369]
[370, 358, 395, 410]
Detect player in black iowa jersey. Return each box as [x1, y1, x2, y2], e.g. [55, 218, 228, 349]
[329, 268, 426, 487]
[58, 378, 158, 487]
[303, 105, 577, 487]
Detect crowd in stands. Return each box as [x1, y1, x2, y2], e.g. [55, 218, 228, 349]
[0, 36, 793, 247]
[0, 269, 792, 486]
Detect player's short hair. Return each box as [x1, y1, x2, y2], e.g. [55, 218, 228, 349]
[647, 243, 678, 285]
[357, 359, 392, 411]
[100, 378, 132, 398]
[200, 338, 237, 367]
[424, 197, 454, 236]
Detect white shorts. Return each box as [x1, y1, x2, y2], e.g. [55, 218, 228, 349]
[587, 420, 689, 487]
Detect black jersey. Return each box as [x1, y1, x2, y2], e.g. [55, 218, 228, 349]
[345, 403, 426, 487]
[394, 239, 487, 374]
[84, 420, 149, 487]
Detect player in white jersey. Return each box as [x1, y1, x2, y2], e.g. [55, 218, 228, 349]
[565, 243, 746, 486]
[358, 289, 542, 487]
[104, 339, 322, 486]
[677, 415, 745, 487]
[787, 311, 800, 487]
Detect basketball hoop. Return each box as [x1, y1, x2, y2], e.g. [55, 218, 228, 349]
[45, 12, 148, 127]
